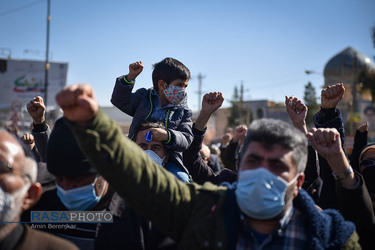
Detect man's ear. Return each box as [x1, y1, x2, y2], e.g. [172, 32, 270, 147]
[293, 173, 305, 197]
[157, 80, 167, 91]
[297, 173, 305, 188]
[163, 153, 170, 165]
[22, 182, 42, 211]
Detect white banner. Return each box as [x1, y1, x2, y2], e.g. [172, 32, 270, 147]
[0, 58, 68, 109]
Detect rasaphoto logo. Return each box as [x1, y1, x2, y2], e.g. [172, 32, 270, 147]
[13, 75, 44, 93]
[31, 211, 113, 223]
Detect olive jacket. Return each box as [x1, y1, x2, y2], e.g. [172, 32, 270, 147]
[67, 110, 360, 250]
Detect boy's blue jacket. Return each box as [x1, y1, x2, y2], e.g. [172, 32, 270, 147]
[111, 76, 193, 169]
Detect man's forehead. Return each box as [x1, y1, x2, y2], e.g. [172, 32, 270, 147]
[241, 142, 296, 174]
[136, 132, 164, 146]
[244, 142, 295, 164]
[0, 132, 25, 173]
[246, 141, 290, 154]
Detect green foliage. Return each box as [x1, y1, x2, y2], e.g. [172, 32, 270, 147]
[303, 82, 320, 126]
[233, 86, 239, 100]
[228, 86, 241, 127]
[304, 82, 317, 106]
[358, 70, 375, 102]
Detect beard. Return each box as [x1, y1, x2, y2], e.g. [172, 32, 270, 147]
[0, 185, 28, 234]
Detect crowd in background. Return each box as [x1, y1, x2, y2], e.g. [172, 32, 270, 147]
[0, 57, 374, 249]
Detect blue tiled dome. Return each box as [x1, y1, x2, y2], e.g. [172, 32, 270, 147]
[324, 47, 375, 85]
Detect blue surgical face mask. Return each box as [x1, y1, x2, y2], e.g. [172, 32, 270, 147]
[235, 168, 299, 220]
[144, 150, 165, 166]
[56, 176, 107, 211]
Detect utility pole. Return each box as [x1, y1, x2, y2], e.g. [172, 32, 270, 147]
[240, 81, 244, 123]
[197, 73, 205, 110]
[44, 0, 51, 109]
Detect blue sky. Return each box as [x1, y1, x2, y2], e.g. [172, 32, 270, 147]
[1, 0, 375, 111]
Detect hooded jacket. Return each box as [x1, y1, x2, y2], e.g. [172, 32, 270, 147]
[111, 76, 193, 171]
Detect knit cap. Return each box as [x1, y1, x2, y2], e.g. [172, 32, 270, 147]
[46, 118, 97, 176]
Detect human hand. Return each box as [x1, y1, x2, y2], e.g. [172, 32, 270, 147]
[201, 92, 224, 115]
[26, 96, 46, 124]
[21, 133, 35, 150]
[233, 125, 247, 143]
[142, 128, 169, 142]
[307, 128, 343, 162]
[55, 84, 99, 125]
[357, 122, 368, 133]
[221, 133, 232, 146]
[127, 61, 143, 82]
[285, 95, 308, 135]
[308, 127, 355, 186]
[321, 83, 345, 109]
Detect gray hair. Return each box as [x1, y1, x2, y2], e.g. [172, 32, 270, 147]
[239, 119, 308, 173]
[24, 157, 37, 183]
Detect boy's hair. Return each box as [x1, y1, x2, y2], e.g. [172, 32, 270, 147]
[152, 57, 191, 91]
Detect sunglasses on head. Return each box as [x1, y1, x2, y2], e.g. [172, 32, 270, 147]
[360, 159, 375, 168]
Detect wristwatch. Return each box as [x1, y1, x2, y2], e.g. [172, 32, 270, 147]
[332, 166, 353, 181]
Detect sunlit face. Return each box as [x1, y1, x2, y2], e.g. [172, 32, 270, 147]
[239, 142, 297, 183]
[0, 131, 30, 226]
[239, 141, 304, 210]
[168, 79, 189, 91]
[135, 131, 168, 162]
[157, 79, 189, 107]
[0, 135, 27, 194]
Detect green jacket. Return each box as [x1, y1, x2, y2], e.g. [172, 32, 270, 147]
[68, 110, 360, 250]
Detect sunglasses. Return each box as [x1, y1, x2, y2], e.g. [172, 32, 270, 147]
[360, 159, 375, 168]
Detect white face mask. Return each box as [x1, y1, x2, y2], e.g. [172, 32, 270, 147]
[235, 168, 299, 220]
[144, 150, 165, 166]
[0, 183, 30, 226]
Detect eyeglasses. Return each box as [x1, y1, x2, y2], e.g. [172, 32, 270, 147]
[360, 159, 375, 168]
[0, 160, 31, 181]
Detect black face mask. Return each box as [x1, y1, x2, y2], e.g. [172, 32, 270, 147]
[362, 167, 375, 193]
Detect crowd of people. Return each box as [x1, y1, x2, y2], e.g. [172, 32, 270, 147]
[0, 57, 374, 249]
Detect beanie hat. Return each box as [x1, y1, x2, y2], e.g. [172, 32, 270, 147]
[46, 118, 97, 176]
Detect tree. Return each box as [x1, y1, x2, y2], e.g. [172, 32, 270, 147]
[303, 82, 320, 127]
[227, 86, 241, 127]
[358, 70, 375, 102]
